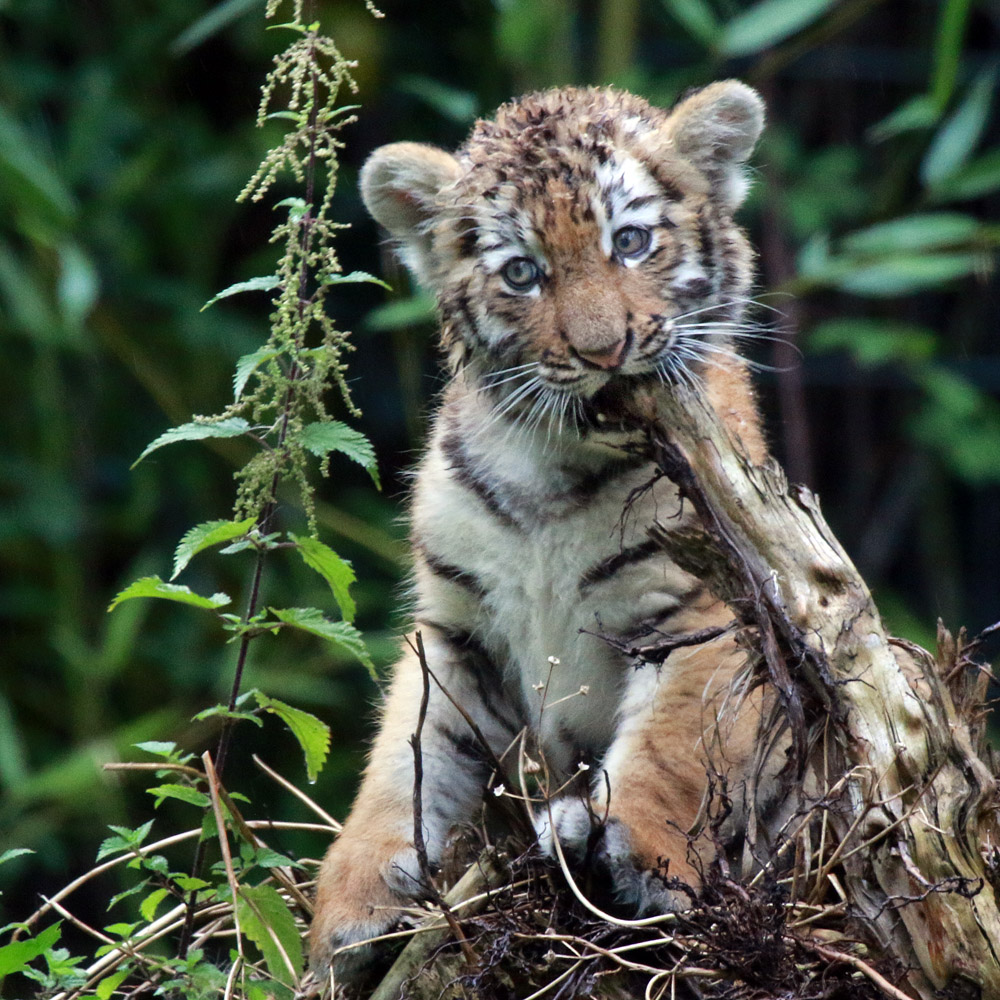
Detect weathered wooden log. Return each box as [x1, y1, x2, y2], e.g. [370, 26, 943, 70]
[646, 385, 1000, 998]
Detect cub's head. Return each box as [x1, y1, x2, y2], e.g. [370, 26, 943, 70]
[361, 83, 763, 411]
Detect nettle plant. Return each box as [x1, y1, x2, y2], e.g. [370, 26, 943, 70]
[0, 3, 384, 998]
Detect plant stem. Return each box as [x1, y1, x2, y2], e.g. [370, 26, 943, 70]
[180, 25, 327, 960]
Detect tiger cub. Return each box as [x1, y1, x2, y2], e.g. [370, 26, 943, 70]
[311, 81, 770, 976]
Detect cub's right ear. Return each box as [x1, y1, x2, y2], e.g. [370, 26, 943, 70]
[360, 142, 462, 287]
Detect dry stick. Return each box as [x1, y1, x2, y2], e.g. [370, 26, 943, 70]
[407, 629, 477, 964]
[202, 751, 247, 992]
[804, 941, 914, 1000]
[43, 826, 323, 1000]
[367, 852, 508, 1000]
[203, 751, 305, 992]
[585, 623, 733, 665]
[544, 795, 680, 931]
[253, 754, 342, 831]
[208, 771, 314, 916]
[406, 635, 534, 840]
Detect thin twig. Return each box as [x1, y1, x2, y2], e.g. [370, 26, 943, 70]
[253, 754, 342, 831]
[202, 752, 247, 989]
[803, 940, 913, 1000]
[408, 629, 477, 964]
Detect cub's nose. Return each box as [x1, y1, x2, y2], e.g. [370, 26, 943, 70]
[576, 337, 629, 370]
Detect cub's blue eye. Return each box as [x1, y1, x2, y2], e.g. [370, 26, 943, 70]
[613, 225, 651, 258]
[501, 257, 540, 291]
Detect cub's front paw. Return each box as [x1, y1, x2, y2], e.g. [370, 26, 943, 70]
[534, 797, 695, 915]
[309, 842, 427, 985]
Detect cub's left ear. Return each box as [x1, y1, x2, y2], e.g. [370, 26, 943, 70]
[665, 81, 764, 210]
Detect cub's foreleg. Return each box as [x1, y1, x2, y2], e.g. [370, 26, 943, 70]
[538, 600, 760, 912]
[309, 626, 518, 976]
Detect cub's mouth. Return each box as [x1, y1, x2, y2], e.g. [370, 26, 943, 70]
[576, 371, 662, 431]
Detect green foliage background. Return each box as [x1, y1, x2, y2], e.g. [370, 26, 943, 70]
[1, 0, 998, 960]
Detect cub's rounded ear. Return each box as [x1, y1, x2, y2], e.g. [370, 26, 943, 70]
[665, 81, 764, 210]
[360, 142, 462, 286]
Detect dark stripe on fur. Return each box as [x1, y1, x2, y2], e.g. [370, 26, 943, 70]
[620, 595, 696, 638]
[419, 545, 488, 599]
[432, 625, 525, 732]
[435, 724, 490, 766]
[564, 455, 647, 507]
[648, 167, 685, 204]
[578, 538, 662, 593]
[441, 431, 521, 530]
[697, 208, 716, 280]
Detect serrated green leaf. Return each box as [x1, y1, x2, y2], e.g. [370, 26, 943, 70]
[98, 820, 154, 861]
[808, 320, 938, 367]
[253, 849, 296, 869]
[0, 922, 61, 977]
[146, 784, 210, 809]
[172, 517, 256, 579]
[269, 607, 374, 675]
[173, 876, 211, 892]
[322, 269, 391, 290]
[922, 65, 998, 185]
[840, 213, 981, 255]
[139, 887, 170, 923]
[718, 0, 836, 56]
[133, 417, 250, 467]
[201, 275, 280, 311]
[108, 576, 231, 612]
[233, 347, 281, 401]
[254, 692, 330, 782]
[236, 884, 303, 986]
[218, 539, 256, 556]
[134, 741, 179, 759]
[191, 704, 263, 726]
[95, 967, 130, 1000]
[139, 854, 169, 876]
[301, 421, 380, 487]
[103, 922, 140, 939]
[107, 882, 146, 911]
[290, 534, 356, 622]
[96, 835, 131, 862]
[0, 848, 33, 866]
[108, 819, 155, 846]
[274, 196, 309, 222]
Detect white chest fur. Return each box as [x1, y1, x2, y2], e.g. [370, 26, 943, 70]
[410, 387, 700, 773]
